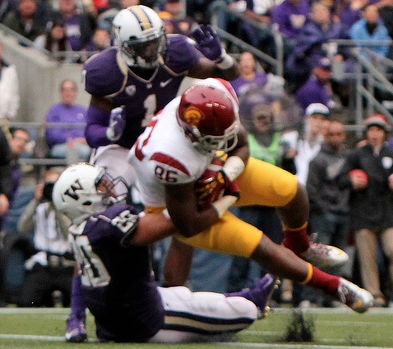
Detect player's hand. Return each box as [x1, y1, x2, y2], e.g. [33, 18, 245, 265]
[195, 170, 227, 202]
[106, 106, 126, 141]
[195, 170, 239, 209]
[191, 24, 223, 61]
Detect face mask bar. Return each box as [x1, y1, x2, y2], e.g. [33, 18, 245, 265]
[121, 29, 167, 68]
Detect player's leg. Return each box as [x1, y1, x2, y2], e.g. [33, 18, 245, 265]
[149, 282, 268, 343]
[236, 158, 348, 267]
[250, 233, 373, 313]
[65, 273, 87, 343]
[175, 213, 372, 313]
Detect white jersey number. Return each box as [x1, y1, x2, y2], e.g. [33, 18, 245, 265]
[70, 234, 111, 287]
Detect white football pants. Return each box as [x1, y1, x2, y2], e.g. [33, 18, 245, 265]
[149, 286, 259, 343]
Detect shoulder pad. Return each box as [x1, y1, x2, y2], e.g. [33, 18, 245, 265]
[83, 47, 128, 97]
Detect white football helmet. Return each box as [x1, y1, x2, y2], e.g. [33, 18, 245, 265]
[52, 163, 128, 225]
[112, 5, 167, 68]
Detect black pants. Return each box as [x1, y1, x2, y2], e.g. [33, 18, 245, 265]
[18, 263, 74, 307]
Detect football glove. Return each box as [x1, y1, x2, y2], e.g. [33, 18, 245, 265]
[106, 106, 126, 141]
[191, 24, 223, 61]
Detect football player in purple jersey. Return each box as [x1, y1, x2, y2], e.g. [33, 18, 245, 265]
[67, 5, 240, 341]
[53, 163, 277, 343]
[83, 5, 239, 187]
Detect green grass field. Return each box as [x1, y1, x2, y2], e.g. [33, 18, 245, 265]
[0, 307, 392, 349]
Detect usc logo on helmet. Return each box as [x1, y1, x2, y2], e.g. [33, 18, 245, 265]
[184, 107, 204, 127]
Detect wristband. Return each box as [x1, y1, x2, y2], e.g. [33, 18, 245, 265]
[212, 195, 238, 217]
[222, 156, 245, 181]
[216, 52, 234, 70]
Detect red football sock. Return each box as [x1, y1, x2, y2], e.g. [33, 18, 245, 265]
[282, 222, 310, 255]
[302, 264, 340, 297]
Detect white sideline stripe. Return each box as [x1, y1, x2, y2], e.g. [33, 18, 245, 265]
[0, 334, 64, 341]
[0, 335, 390, 348]
[220, 342, 392, 349]
[0, 308, 70, 314]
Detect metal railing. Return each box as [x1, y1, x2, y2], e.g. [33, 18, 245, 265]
[0, 23, 99, 63]
[209, 1, 284, 76]
[326, 39, 393, 136]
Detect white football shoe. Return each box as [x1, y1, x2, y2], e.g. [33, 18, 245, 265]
[301, 242, 349, 268]
[336, 278, 373, 313]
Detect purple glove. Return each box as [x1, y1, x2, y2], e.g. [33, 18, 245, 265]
[106, 106, 126, 141]
[191, 24, 223, 61]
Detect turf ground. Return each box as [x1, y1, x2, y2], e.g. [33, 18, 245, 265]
[0, 307, 392, 349]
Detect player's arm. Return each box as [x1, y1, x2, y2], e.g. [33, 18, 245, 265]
[187, 57, 240, 81]
[85, 95, 117, 148]
[126, 212, 177, 246]
[165, 181, 221, 237]
[187, 25, 240, 81]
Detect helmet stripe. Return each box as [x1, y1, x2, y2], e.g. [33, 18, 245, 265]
[128, 6, 153, 31]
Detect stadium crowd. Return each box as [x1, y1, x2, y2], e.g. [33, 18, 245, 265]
[0, 0, 393, 341]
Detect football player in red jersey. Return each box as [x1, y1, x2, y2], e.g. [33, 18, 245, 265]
[129, 79, 373, 315]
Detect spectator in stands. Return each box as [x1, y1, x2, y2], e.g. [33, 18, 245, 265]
[306, 120, 351, 306]
[230, 51, 285, 101]
[0, 38, 20, 120]
[2, 0, 45, 42]
[230, 51, 268, 96]
[228, 0, 273, 47]
[295, 57, 332, 111]
[50, 0, 95, 52]
[338, 0, 367, 30]
[33, 18, 74, 63]
[271, 0, 310, 55]
[0, 127, 30, 242]
[84, 27, 110, 52]
[45, 80, 90, 162]
[350, 5, 390, 59]
[373, 0, 393, 53]
[283, 102, 329, 186]
[17, 167, 75, 307]
[338, 114, 393, 307]
[286, 1, 350, 84]
[159, 0, 198, 36]
[6, 127, 30, 211]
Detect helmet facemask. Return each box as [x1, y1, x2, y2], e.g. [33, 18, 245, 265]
[192, 122, 239, 156]
[178, 117, 239, 156]
[118, 27, 167, 69]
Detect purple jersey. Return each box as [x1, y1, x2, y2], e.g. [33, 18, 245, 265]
[83, 35, 200, 149]
[69, 204, 164, 342]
